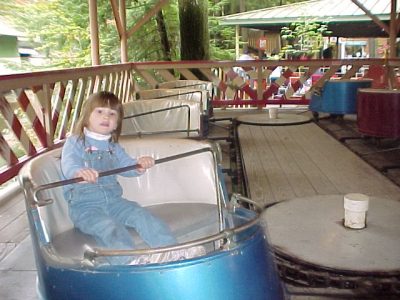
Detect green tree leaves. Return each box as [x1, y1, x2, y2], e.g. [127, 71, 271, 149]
[1, 0, 311, 70]
[280, 20, 331, 59]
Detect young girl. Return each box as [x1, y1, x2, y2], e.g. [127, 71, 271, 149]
[61, 91, 204, 264]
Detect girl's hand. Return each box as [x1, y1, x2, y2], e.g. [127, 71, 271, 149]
[136, 156, 155, 173]
[75, 168, 99, 183]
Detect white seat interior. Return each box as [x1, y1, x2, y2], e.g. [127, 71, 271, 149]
[121, 99, 202, 137]
[19, 138, 221, 261]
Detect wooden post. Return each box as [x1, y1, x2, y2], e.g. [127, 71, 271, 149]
[351, 0, 397, 87]
[387, 0, 397, 88]
[239, 0, 248, 53]
[127, 0, 170, 38]
[389, 0, 397, 59]
[119, 0, 128, 63]
[88, 0, 100, 65]
[235, 25, 240, 59]
[43, 83, 53, 147]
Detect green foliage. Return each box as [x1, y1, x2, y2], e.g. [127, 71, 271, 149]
[208, 0, 307, 60]
[280, 20, 332, 59]
[208, 0, 235, 60]
[1, 0, 181, 68]
[125, 1, 180, 62]
[0, 0, 312, 69]
[3, 0, 92, 68]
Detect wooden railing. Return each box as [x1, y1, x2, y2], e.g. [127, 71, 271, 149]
[0, 58, 399, 184]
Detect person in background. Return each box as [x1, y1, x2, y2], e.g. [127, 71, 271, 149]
[61, 91, 205, 265]
[260, 51, 268, 59]
[235, 48, 255, 79]
[238, 48, 255, 61]
[323, 43, 336, 59]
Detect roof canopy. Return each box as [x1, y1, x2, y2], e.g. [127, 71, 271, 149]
[0, 17, 24, 37]
[219, 0, 398, 37]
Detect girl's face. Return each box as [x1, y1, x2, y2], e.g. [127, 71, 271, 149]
[87, 106, 119, 135]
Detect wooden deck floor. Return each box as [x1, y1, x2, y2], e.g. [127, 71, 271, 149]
[237, 119, 400, 207]
[0, 187, 36, 300]
[1, 108, 400, 299]
[0, 190, 29, 261]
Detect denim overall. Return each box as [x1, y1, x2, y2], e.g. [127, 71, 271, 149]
[64, 144, 177, 263]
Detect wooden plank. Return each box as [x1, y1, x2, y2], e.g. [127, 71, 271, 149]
[250, 126, 297, 203]
[0, 195, 26, 232]
[0, 213, 29, 243]
[0, 242, 16, 262]
[263, 126, 317, 198]
[239, 125, 298, 205]
[0, 191, 29, 245]
[283, 126, 340, 195]
[238, 121, 400, 206]
[298, 123, 400, 198]
[179, 69, 198, 80]
[239, 126, 275, 206]
[157, 69, 176, 82]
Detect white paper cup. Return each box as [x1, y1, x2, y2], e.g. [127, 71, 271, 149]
[269, 108, 278, 119]
[343, 193, 369, 229]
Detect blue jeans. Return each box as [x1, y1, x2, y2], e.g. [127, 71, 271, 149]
[64, 149, 176, 264]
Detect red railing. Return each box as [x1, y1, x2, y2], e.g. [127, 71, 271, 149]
[0, 58, 399, 184]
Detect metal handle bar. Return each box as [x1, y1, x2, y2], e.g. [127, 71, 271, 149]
[123, 104, 190, 119]
[123, 129, 199, 138]
[138, 90, 203, 100]
[33, 147, 212, 206]
[138, 91, 205, 111]
[123, 104, 191, 137]
[158, 83, 211, 90]
[178, 83, 212, 100]
[156, 83, 214, 104]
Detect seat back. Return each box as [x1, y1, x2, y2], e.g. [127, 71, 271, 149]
[121, 99, 202, 137]
[137, 88, 208, 112]
[157, 80, 214, 99]
[118, 137, 218, 206]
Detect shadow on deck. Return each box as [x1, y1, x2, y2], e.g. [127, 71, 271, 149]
[316, 114, 400, 188]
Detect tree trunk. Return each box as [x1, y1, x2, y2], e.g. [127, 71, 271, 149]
[178, 0, 209, 62]
[156, 11, 171, 61]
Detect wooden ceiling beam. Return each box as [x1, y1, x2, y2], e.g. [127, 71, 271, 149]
[351, 0, 390, 34]
[126, 0, 169, 39]
[110, 0, 125, 38]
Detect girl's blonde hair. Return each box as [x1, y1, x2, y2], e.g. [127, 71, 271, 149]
[74, 91, 124, 142]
